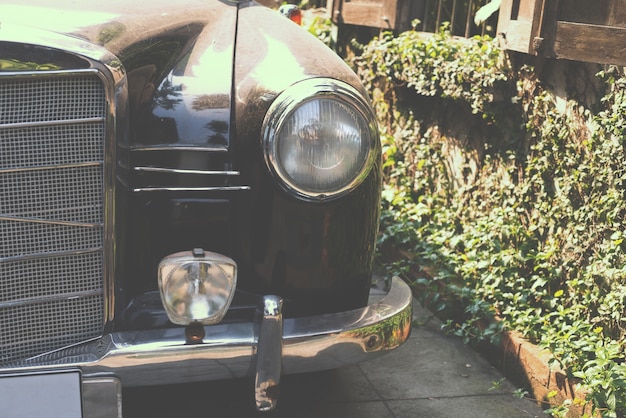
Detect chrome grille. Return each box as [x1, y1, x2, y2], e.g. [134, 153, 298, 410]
[0, 77, 105, 124]
[0, 73, 106, 364]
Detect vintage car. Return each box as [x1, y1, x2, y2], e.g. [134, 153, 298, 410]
[0, 0, 413, 416]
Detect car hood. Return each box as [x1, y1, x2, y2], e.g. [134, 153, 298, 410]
[0, 0, 238, 151]
[0, 0, 237, 55]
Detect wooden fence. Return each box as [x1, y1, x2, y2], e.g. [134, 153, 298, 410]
[330, 0, 498, 37]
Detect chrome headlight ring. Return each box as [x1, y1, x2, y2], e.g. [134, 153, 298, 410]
[262, 78, 379, 201]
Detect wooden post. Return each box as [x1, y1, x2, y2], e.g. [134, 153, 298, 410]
[497, 0, 546, 54]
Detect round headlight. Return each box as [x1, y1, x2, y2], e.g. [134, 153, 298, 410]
[262, 78, 379, 200]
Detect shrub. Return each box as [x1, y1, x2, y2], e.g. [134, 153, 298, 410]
[349, 27, 626, 417]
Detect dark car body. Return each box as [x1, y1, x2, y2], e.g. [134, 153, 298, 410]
[0, 0, 412, 415]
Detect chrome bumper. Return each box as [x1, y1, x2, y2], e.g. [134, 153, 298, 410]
[1, 277, 412, 414]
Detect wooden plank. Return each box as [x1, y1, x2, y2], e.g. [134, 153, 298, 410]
[500, 20, 533, 53]
[332, 0, 404, 29]
[529, 0, 546, 51]
[381, 0, 399, 29]
[497, 0, 515, 36]
[339, 2, 385, 28]
[554, 21, 626, 66]
[497, 0, 545, 54]
[519, 0, 539, 21]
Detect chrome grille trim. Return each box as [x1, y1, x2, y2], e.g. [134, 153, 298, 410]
[132, 186, 252, 193]
[0, 289, 104, 310]
[0, 117, 105, 130]
[130, 158, 251, 193]
[130, 145, 228, 152]
[133, 166, 240, 176]
[0, 248, 103, 264]
[0, 62, 115, 365]
[0, 161, 103, 174]
[0, 216, 102, 230]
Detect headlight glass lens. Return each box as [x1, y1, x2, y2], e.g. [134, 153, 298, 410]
[263, 79, 378, 200]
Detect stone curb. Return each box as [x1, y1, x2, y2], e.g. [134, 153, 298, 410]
[478, 330, 592, 417]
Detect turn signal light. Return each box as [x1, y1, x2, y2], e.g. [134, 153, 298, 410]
[279, 4, 302, 25]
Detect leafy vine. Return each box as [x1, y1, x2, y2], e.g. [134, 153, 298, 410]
[346, 26, 626, 417]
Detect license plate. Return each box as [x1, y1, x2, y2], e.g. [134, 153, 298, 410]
[0, 370, 82, 418]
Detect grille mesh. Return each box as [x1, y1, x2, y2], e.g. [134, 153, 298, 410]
[0, 74, 107, 364]
[1, 166, 103, 224]
[0, 124, 104, 169]
[0, 77, 105, 125]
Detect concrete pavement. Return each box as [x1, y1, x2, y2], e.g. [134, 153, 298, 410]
[269, 296, 545, 418]
[125, 291, 545, 417]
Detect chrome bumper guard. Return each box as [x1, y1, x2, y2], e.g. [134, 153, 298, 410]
[2, 277, 412, 414]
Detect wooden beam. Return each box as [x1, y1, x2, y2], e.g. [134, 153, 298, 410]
[554, 21, 626, 66]
[501, 20, 534, 52]
[336, 1, 397, 29]
[537, 0, 559, 57]
[341, 2, 382, 27]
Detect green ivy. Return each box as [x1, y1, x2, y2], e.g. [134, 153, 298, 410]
[305, 15, 336, 51]
[350, 27, 626, 417]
